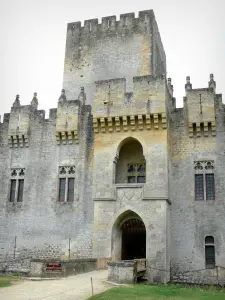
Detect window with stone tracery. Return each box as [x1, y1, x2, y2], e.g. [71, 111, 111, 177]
[127, 163, 146, 184]
[194, 161, 215, 201]
[9, 168, 25, 202]
[58, 166, 75, 202]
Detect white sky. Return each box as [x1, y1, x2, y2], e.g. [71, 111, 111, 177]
[0, 0, 225, 119]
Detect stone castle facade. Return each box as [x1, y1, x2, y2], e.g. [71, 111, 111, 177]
[0, 9, 225, 283]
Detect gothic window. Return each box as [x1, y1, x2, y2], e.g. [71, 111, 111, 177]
[67, 178, 75, 202]
[205, 174, 215, 200]
[127, 163, 146, 184]
[205, 236, 215, 269]
[59, 178, 66, 202]
[195, 174, 204, 200]
[58, 166, 75, 202]
[9, 168, 25, 202]
[9, 180, 16, 202]
[17, 179, 24, 202]
[194, 161, 215, 201]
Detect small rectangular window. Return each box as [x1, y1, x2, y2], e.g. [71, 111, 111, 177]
[195, 174, 204, 200]
[59, 178, 66, 202]
[17, 179, 24, 202]
[137, 176, 145, 183]
[128, 176, 136, 183]
[206, 174, 215, 200]
[205, 245, 215, 268]
[67, 178, 74, 202]
[10, 180, 16, 202]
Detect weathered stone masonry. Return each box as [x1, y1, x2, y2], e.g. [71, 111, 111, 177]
[0, 9, 225, 284]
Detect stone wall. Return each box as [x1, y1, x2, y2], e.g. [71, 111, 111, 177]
[0, 101, 94, 267]
[170, 82, 225, 281]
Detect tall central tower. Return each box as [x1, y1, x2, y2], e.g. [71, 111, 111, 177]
[62, 10, 166, 103]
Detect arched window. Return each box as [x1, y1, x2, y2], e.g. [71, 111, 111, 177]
[115, 138, 146, 184]
[205, 236, 215, 269]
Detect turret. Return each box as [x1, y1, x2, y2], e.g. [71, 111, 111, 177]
[30, 92, 38, 109]
[167, 78, 173, 96]
[13, 94, 21, 108]
[208, 73, 216, 93]
[185, 76, 192, 91]
[58, 89, 67, 104]
[78, 87, 86, 105]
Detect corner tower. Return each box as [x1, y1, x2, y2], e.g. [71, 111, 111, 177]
[63, 10, 166, 103]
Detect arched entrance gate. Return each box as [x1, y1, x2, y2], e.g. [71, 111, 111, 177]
[111, 210, 146, 261]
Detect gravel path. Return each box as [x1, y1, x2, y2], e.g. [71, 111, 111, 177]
[0, 270, 111, 300]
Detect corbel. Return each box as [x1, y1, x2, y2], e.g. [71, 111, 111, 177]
[93, 118, 99, 133]
[153, 113, 159, 129]
[115, 117, 121, 132]
[196, 122, 201, 137]
[67, 131, 73, 144]
[24, 134, 29, 147]
[122, 116, 128, 131]
[18, 135, 24, 148]
[211, 121, 216, 136]
[145, 114, 151, 130]
[130, 115, 136, 131]
[74, 130, 79, 144]
[203, 122, 208, 137]
[61, 131, 67, 144]
[108, 117, 113, 132]
[138, 115, 143, 130]
[100, 117, 106, 133]
[161, 113, 167, 129]
[13, 135, 18, 148]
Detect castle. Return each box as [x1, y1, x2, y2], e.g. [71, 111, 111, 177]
[0, 9, 225, 284]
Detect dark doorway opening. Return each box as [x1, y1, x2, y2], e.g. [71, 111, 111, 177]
[121, 218, 146, 260]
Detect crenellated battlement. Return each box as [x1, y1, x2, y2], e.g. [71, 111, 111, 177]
[92, 74, 167, 133]
[1, 88, 92, 148]
[67, 10, 154, 34]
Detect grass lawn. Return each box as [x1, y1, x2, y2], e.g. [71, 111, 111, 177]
[0, 275, 21, 288]
[89, 284, 225, 300]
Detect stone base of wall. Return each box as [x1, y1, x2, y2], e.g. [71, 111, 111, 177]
[0, 258, 97, 277]
[0, 259, 31, 275]
[171, 266, 225, 286]
[29, 258, 97, 277]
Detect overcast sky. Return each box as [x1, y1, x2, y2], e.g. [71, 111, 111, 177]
[0, 0, 224, 119]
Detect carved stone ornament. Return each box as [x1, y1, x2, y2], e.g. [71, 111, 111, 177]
[194, 161, 214, 170]
[59, 166, 75, 175]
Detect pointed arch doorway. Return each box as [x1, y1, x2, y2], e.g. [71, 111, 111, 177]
[111, 210, 146, 261]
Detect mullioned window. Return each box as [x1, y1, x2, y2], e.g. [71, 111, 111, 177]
[58, 166, 75, 202]
[9, 168, 25, 202]
[194, 161, 215, 201]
